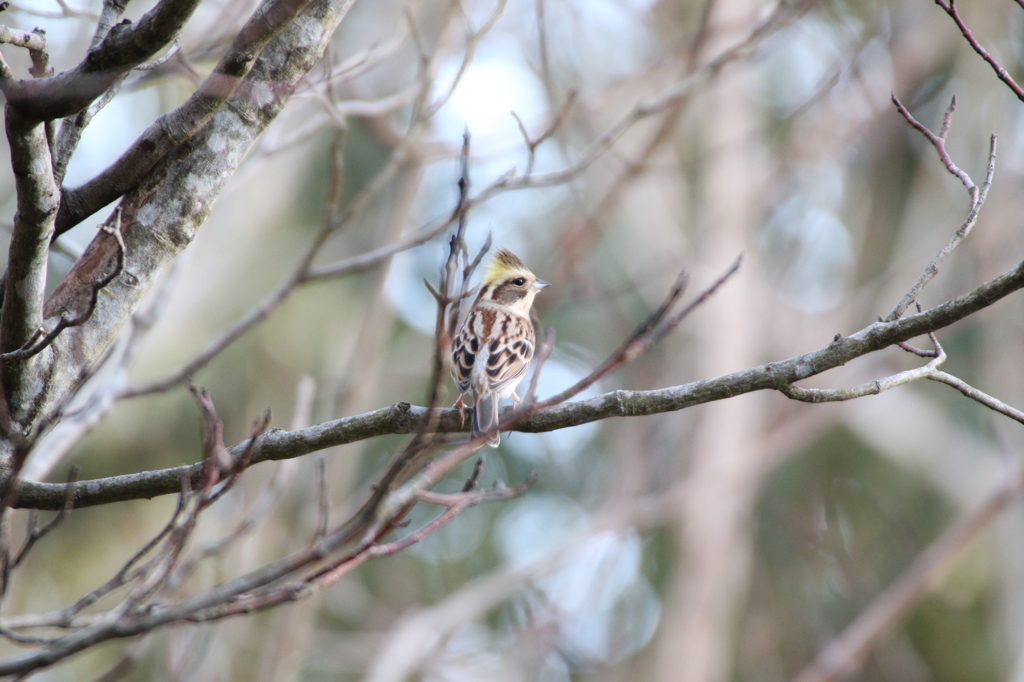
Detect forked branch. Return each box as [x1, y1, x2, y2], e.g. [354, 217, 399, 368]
[887, 94, 996, 321]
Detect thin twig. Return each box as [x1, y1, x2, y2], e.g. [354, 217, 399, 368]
[887, 95, 996, 321]
[892, 303, 940, 357]
[780, 340, 947, 402]
[935, 0, 1024, 103]
[781, 326, 1024, 426]
[537, 256, 740, 410]
[416, 129, 473, 445]
[308, 480, 530, 589]
[199, 411, 272, 509]
[512, 91, 576, 176]
[11, 465, 78, 568]
[314, 456, 329, 544]
[522, 327, 555, 405]
[928, 371, 1024, 425]
[891, 95, 974, 192]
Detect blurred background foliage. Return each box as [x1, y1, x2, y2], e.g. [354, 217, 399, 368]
[2, 0, 1024, 679]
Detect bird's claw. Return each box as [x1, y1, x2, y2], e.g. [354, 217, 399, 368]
[453, 394, 467, 427]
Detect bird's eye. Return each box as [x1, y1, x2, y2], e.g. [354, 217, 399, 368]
[512, 277, 526, 286]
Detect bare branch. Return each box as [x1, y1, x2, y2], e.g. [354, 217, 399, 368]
[935, 0, 1024, 103]
[22, 0, 361, 437]
[303, 0, 819, 291]
[1, 107, 60, 427]
[55, 0, 319, 237]
[6, 1, 99, 20]
[534, 255, 740, 411]
[780, 336, 947, 402]
[928, 371, 1024, 425]
[0, 0, 204, 122]
[512, 91, 575, 176]
[523, 326, 555, 406]
[116, 4, 473, 399]
[89, 0, 129, 49]
[891, 95, 974, 192]
[16, 254, 1024, 511]
[784, 322, 1024, 427]
[422, 0, 508, 119]
[416, 129, 473, 445]
[0, 24, 50, 77]
[133, 35, 179, 71]
[314, 456, 328, 544]
[20, 245, 186, 483]
[887, 95, 996, 321]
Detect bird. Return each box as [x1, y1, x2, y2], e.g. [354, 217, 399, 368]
[451, 248, 550, 447]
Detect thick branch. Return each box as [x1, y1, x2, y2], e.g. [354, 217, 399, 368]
[2, 108, 60, 425]
[15, 255, 1024, 510]
[0, 0, 202, 122]
[17, 0, 359, 450]
[55, 0, 317, 237]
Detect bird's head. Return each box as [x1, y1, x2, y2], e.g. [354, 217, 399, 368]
[478, 248, 550, 314]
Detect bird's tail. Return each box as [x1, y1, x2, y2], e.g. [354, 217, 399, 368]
[471, 393, 500, 447]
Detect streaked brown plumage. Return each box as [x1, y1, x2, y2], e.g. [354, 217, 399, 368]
[451, 248, 549, 446]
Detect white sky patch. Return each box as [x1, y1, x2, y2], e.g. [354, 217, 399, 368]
[761, 161, 854, 313]
[5, 0, 96, 69]
[63, 87, 165, 188]
[763, 201, 853, 313]
[762, 18, 844, 114]
[528, 0, 656, 90]
[432, 55, 547, 145]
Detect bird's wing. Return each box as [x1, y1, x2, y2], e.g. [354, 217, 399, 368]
[451, 322, 477, 394]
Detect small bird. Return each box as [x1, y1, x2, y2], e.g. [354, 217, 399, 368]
[451, 248, 550, 446]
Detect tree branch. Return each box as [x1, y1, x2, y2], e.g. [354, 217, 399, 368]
[54, 0, 318, 237]
[21, 0, 360, 441]
[1, 107, 60, 428]
[0, 26, 46, 52]
[935, 0, 1024, 103]
[0, 0, 203, 122]
[887, 95, 996, 321]
[89, 0, 130, 50]
[14, 254, 1024, 510]
[116, 4, 467, 399]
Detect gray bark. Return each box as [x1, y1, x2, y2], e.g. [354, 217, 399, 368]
[0, 0, 357, 479]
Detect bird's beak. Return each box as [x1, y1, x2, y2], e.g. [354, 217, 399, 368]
[534, 279, 551, 290]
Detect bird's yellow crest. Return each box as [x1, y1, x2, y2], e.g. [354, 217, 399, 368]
[483, 248, 529, 284]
